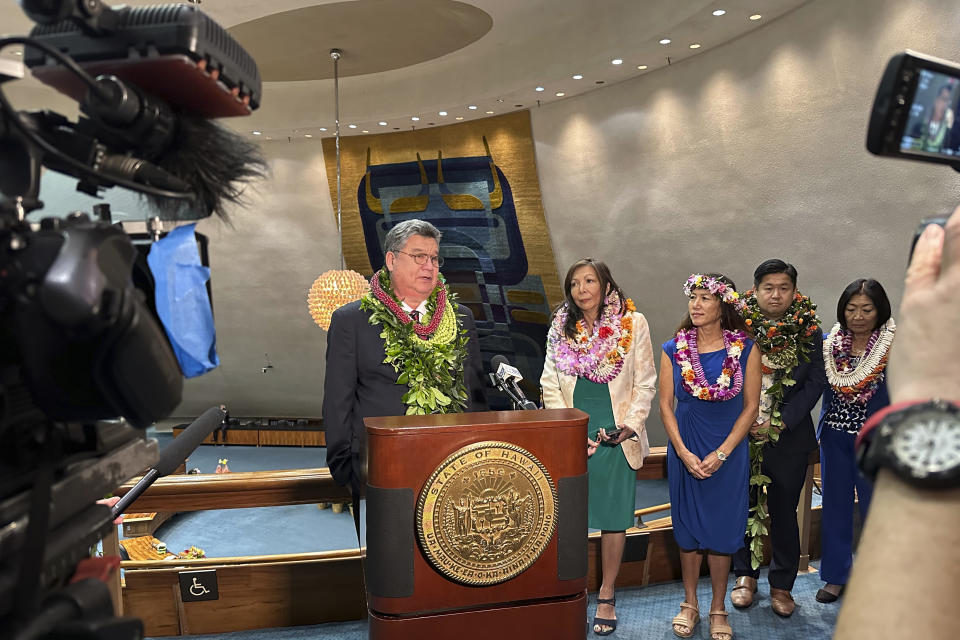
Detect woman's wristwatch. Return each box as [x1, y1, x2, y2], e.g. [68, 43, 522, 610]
[715, 450, 727, 462]
[857, 398, 960, 489]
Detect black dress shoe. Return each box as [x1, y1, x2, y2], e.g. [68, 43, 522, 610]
[816, 586, 845, 603]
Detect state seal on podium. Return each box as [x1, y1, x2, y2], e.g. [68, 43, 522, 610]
[416, 441, 558, 586]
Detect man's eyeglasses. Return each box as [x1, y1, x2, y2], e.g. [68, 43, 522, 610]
[394, 250, 444, 267]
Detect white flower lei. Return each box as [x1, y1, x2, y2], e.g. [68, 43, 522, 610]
[824, 318, 896, 388]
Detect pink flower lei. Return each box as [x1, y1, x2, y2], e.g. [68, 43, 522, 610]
[369, 268, 446, 339]
[549, 293, 634, 384]
[673, 328, 748, 401]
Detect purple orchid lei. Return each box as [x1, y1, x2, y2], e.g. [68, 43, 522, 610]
[674, 328, 748, 401]
[549, 293, 634, 384]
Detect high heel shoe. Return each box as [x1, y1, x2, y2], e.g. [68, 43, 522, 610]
[593, 597, 617, 636]
[816, 584, 845, 603]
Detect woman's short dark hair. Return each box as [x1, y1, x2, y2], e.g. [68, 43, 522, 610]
[556, 258, 626, 340]
[753, 259, 798, 287]
[837, 279, 891, 331]
[675, 273, 748, 334]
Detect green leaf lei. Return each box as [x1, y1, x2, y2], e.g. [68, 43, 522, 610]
[359, 270, 470, 415]
[740, 290, 821, 569]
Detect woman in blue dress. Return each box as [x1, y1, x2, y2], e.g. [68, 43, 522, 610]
[658, 274, 760, 640]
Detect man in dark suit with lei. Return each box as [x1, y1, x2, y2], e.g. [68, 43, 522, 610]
[322, 219, 487, 491]
[731, 259, 826, 617]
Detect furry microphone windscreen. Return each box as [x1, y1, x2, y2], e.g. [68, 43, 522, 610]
[148, 115, 268, 221]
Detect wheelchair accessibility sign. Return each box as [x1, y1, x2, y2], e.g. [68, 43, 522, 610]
[178, 570, 219, 602]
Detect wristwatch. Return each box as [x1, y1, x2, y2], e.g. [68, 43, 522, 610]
[858, 399, 960, 489]
[715, 450, 727, 462]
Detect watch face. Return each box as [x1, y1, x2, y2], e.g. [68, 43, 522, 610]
[891, 412, 960, 479]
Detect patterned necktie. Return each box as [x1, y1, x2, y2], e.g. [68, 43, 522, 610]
[409, 309, 420, 322]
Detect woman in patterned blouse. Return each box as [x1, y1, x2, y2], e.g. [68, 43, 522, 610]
[816, 279, 895, 603]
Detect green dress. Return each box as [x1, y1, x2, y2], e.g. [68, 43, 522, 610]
[574, 378, 637, 531]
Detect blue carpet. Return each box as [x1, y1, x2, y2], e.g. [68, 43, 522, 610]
[161, 567, 836, 640]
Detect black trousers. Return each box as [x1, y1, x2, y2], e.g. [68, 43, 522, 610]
[212, 424, 229, 442]
[732, 442, 809, 591]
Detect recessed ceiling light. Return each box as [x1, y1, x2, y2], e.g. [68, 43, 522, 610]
[535, 86, 545, 92]
[638, 65, 648, 70]
[304, 134, 313, 138]
[348, 124, 357, 129]
[712, 9, 726, 16]
[455, 116, 464, 120]
[438, 111, 447, 116]
[555, 92, 565, 97]
[319, 127, 327, 131]
[659, 38, 671, 44]
[252, 131, 261, 135]
[689, 43, 701, 49]
[13, 51, 23, 56]
[485, 110, 494, 114]
[749, 14, 762, 20]
[468, 105, 478, 110]
[362, 130, 369, 133]
[378, 121, 387, 126]
[265, 136, 271, 140]
[411, 116, 420, 121]
[611, 59, 623, 65]
[572, 74, 583, 80]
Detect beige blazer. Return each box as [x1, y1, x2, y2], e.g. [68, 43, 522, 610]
[540, 310, 657, 469]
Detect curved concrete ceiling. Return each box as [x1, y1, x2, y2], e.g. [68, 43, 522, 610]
[230, 0, 493, 81]
[1, 0, 812, 138]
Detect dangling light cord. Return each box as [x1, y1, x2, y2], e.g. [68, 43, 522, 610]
[331, 48, 344, 270]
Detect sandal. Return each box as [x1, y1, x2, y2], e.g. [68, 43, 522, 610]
[671, 601, 700, 638]
[592, 596, 617, 636]
[709, 610, 733, 640]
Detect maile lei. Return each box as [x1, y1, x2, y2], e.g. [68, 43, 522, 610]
[740, 290, 821, 569]
[359, 268, 469, 415]
[824, 318, 895, 404]
[673, 328, 748, 401]
[549, 293, 635, 383]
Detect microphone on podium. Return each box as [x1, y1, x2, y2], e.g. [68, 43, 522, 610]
[490, 355, 539, 410]
[111, 405, 225, 519]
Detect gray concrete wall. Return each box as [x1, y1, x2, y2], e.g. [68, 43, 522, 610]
[531, 0, 960, 444]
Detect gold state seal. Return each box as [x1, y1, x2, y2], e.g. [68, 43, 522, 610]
[417, 441, 557, 586]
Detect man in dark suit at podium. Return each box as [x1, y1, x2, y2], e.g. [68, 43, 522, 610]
[322, 219, 487, 491]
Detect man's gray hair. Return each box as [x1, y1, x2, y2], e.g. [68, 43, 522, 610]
[383, 219, 442, 254]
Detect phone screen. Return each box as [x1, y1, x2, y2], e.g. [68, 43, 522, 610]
[900, 69, 960, 159]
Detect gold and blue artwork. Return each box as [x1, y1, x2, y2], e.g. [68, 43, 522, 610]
[322, 111, 562, 405]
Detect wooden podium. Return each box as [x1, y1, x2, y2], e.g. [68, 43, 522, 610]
[364, 409, 589, 639]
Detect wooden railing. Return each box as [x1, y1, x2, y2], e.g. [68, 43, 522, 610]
[114, 468, 351, 512]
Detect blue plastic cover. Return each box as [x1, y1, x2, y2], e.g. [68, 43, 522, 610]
[147, 223, 219, 377]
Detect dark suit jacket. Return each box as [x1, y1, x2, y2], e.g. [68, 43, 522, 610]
[322, 299, 487, 489]
[768, 327, 827, 454]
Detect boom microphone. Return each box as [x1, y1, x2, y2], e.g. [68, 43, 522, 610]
[491, 354, 539, 410]
[110, 405, 224, 518]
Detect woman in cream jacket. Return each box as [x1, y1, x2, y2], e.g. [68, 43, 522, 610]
[540, 258, 657, 636]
